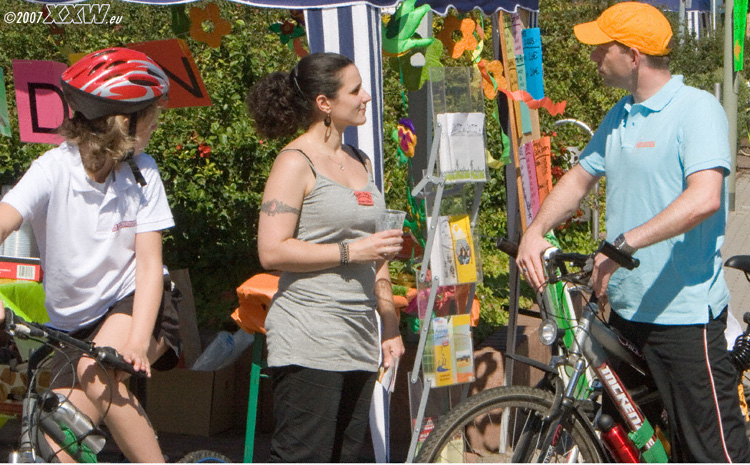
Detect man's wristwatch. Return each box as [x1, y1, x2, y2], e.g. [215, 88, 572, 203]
[613, 233, 637, 257]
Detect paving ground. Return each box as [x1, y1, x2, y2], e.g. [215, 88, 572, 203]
[722, 154, 750, 326]
[2, 155, 749, 464]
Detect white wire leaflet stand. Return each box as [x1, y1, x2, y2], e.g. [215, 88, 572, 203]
[405, 67, 486, 462]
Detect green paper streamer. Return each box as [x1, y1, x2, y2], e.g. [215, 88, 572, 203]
[734, 0, 748, 71]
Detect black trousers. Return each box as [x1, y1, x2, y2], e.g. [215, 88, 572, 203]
[610, 308, 750, 462]
[269, 365, 377, 463]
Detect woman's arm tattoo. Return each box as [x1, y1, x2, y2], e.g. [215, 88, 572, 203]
[261, 199, 301, 216]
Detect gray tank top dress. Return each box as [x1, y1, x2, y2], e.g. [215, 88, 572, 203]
[265, 147, 385, 372]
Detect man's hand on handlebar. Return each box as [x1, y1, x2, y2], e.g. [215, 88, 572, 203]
[591, 253, 619, 299]
[516, 232, 553, 292]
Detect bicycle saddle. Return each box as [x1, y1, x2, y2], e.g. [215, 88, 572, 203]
[725, 255, 750, 273]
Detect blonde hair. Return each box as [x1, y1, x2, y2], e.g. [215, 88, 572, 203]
[58, 105, 158, 172]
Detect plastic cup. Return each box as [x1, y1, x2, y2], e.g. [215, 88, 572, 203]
[376, 209, 407, 232]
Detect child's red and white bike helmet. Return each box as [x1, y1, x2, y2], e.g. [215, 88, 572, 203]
[61, 47, 169, 120]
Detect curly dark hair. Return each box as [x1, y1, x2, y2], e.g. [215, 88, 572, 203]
[246, 52, 354, 139]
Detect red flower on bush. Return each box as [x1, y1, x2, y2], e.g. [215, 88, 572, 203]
[198, 143, 211, 158]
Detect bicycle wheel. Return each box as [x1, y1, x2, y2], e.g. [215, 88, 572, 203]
[415, 385, 604, 463]
[176, 450, 232, 463]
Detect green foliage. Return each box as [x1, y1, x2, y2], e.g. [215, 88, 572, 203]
[0, 0, 299, 329]
[0, 0, 744, 337]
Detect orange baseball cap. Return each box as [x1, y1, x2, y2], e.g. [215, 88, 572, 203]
[573, 2, 673, 56]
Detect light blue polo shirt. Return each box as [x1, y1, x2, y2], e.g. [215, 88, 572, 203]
[579, 76, 731, 325]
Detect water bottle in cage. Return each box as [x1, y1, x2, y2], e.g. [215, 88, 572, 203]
[41, 392, 106, 454]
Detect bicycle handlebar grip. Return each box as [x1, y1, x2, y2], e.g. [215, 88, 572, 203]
[495, 236, 518, 258]
[597, 240, 640, 270]
[95, 346, 147, 378]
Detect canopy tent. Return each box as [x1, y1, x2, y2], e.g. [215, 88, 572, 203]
[642, 0, 711, 10]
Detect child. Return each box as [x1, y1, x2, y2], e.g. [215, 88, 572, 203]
[0, 47, 178, 462]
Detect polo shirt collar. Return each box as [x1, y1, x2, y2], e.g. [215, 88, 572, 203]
[67, 142, 140, 196]
[627, 75, 685, 113]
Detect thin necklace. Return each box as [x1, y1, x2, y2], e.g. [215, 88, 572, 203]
[306, 135, 345, 171]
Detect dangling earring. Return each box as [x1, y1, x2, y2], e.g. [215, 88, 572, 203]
[324, 113, 331, 127]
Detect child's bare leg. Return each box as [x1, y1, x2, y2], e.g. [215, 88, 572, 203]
[50, 312, 168, 463]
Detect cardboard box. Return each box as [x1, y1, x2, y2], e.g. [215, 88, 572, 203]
[0, 256, 43, 282]
[145, 364, 236, 437]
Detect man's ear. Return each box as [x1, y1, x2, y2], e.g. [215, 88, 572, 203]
[629, 47, 641, 68]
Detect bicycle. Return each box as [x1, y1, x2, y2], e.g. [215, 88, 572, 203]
[0, 305, 231, 463]
[415, 238, 750, 463]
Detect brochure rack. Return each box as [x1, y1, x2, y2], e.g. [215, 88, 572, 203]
[405, 67, 486, 462]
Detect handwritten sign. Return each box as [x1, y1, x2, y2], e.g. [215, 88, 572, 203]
[522, 28, 544, 100]
[13, 60, 68, 145]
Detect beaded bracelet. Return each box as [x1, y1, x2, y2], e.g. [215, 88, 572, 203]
[338, 241, 350, 265]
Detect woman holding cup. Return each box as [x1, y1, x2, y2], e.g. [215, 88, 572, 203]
[247, 52, 405, 462]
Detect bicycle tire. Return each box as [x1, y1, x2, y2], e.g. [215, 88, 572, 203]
[414, 385, 604, 463]
[176, 450, 232, 463]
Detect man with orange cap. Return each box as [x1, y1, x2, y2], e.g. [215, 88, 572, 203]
[516, 2, 750, 461]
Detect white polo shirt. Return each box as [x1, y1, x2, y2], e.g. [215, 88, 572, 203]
[2, 142, 174, 330]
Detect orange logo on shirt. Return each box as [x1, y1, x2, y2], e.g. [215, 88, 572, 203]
[636, 141, 655, 148]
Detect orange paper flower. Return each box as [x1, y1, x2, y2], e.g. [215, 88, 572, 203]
[478, 59, 507, 99]
[436, 16, 478, 59]
[189, 3, 231, 49]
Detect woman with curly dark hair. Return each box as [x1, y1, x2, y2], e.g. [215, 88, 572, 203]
[247, 52, 405, 462]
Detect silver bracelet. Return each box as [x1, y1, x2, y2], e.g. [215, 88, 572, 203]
[338, 241, 349, 265]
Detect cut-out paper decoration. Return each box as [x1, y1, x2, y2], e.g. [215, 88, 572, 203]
[477, 59, 506, 99]
[382, 0, 435, 57]
[436, 16, 478, 60]
[397, 118, 417, 159]
[170, 4, 191, 37]
[189, 3, 231, 49]
[129, 39, 212, 108]
[0, 70, 11, 138]
[270, 20, 308, 58]
[13, 60, 68, 145]
[389, 40, 444, 92]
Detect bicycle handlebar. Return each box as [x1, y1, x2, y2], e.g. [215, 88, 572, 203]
[2, 307, 146, 378]
[495, 236, 640, 284]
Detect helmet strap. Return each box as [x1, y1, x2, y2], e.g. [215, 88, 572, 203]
[125, 114, 147, 187]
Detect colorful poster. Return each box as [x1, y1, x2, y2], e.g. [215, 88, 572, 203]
[128, 39, 212, 108]
[428, 215, 459, 287]
[533, 136, 553, 204]
[452, 314, 474, 384]
[522, 28, 544, 100]
[12, 60, 68, 145]
[514, 53, 532, 134]
[523, 141, 540, 218]
[0, 70, 10, 138]
[517, 143, 535, 226]
[448, 214, 477, 284]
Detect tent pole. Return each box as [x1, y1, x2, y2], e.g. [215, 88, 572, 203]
[724, 0, 738, 211]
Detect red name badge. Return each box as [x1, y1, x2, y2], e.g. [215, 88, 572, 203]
[354, 191, 374, 206]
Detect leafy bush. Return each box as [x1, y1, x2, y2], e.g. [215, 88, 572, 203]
[1, 0, 744, 336]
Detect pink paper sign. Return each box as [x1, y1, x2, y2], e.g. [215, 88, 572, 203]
[13, 60, 69, 145]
